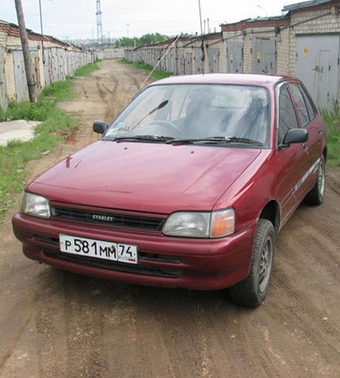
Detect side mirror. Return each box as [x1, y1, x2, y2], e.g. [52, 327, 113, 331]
[279, 128, 308, 148]
[93, 120, 108, 135]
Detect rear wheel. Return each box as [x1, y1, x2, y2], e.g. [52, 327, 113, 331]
[305, 155, 326, 206]
[229, 219, 275, 307]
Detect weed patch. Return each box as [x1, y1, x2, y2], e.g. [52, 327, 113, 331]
[120, 58, 173, 80]
[74, 62, 100, 77]
[0, 62, 99, 223]
[321, 104, 340, 167]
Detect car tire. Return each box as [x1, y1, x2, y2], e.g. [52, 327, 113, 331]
[229, 219, 275, 308]
[305, 155, 326, 206]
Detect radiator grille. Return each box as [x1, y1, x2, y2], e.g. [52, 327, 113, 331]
[51, 205, 165, 231]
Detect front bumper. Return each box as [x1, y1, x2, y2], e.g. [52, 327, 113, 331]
[12, 213, 256, 290]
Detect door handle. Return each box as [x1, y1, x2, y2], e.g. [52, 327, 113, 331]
[312, 66, 323, 73]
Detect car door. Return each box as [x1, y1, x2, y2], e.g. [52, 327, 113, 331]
[275, 83, 312, 224]
[288, 82, 323, 188]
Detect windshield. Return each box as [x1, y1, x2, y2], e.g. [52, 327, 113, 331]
[104, 83, 270, 146]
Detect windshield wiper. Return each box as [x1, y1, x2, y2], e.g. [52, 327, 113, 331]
[105, 134, 175, 143]
[225, 137, 264, 146]
[167, 136, 263, 146]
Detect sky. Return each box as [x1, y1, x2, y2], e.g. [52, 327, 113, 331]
[1, 0, 295, 41]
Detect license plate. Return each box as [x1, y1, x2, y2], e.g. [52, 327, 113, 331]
[59, 234, 138, 264]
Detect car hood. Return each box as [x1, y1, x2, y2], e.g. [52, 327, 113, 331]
[28, 141, 262, 213]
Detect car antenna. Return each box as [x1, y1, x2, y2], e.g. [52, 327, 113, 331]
[139, 34, 182, 91]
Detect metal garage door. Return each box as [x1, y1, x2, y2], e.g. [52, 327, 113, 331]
[13, 50, 29, 102]
[185, 52, 193, 75]
[208, 47, 219, 73]
[194, 47, 203, 74]
[227, 41, 243, 73]
[0, 46, 7, 110]
[252, 38, 276, 74]
[296, 35, 340, 110]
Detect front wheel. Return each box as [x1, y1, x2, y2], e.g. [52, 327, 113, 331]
[229, 219, 275, 307]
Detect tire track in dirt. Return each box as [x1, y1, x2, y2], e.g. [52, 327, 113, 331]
[269, 274, 340, 377]
[33, 270, 69, 378]
[200, 303, 293, 378]
[225, 312, 285, 378]
[148, 290, 216, 378]
[94, 64, 150, 123]
[272, 273, 340, 340]
[95, 76, 117, 121]
[123, 71, 145, 92]
[0, 222, 47, 378]
[60, 274, 112, 378]
[268, 188, 340, 377]
[104, 286, 177, 378]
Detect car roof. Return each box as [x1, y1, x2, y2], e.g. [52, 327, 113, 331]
[150, 73, 295, 88]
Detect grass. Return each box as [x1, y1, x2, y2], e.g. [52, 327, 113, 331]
[320, 103, 340, 167]
[73, 62, 100, 77]
[0, 62, 100, 223]
[120, 58, 173, 80]
[0, 103, 75, 219]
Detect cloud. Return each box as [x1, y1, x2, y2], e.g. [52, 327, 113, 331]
[1, 0, 288, 40]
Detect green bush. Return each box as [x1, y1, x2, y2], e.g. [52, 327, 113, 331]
[321, 102, 340, 167]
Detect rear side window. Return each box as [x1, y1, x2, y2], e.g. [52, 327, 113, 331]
[300, 85, 317, 121]
[289, 83, 314, 127]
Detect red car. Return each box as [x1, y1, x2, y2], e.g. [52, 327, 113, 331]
[12, 74, 327, 307]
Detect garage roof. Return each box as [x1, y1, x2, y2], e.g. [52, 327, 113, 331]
[283, 0, 332, 12]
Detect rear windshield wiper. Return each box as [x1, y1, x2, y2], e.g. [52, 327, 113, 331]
[166, 136, 263, 146]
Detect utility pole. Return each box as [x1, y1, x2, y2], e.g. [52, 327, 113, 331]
[198, 0, 203, 35]
[14, 0, 37, 103]
[38, 0, 45, 62]
[96, 0, 103, 44]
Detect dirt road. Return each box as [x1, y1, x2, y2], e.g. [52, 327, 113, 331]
[1, 59, 340, 378]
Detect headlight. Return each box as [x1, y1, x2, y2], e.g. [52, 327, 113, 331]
[163, 208, 235, 238]
[20, 192, 51, 219]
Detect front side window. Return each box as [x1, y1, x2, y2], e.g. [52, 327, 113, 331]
[104, 84, 270, 146]
[278, 86, 298, 144]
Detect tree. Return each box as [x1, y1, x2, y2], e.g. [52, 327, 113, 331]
[115, 33, 170, 48]
[139, 33, 169, 45]
[115, 37, 135, 48]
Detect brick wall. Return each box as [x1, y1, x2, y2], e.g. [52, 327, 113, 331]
[287, 6, 340, 76]
[276, 28, 290, 75]
[222, 18, 290, 74]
